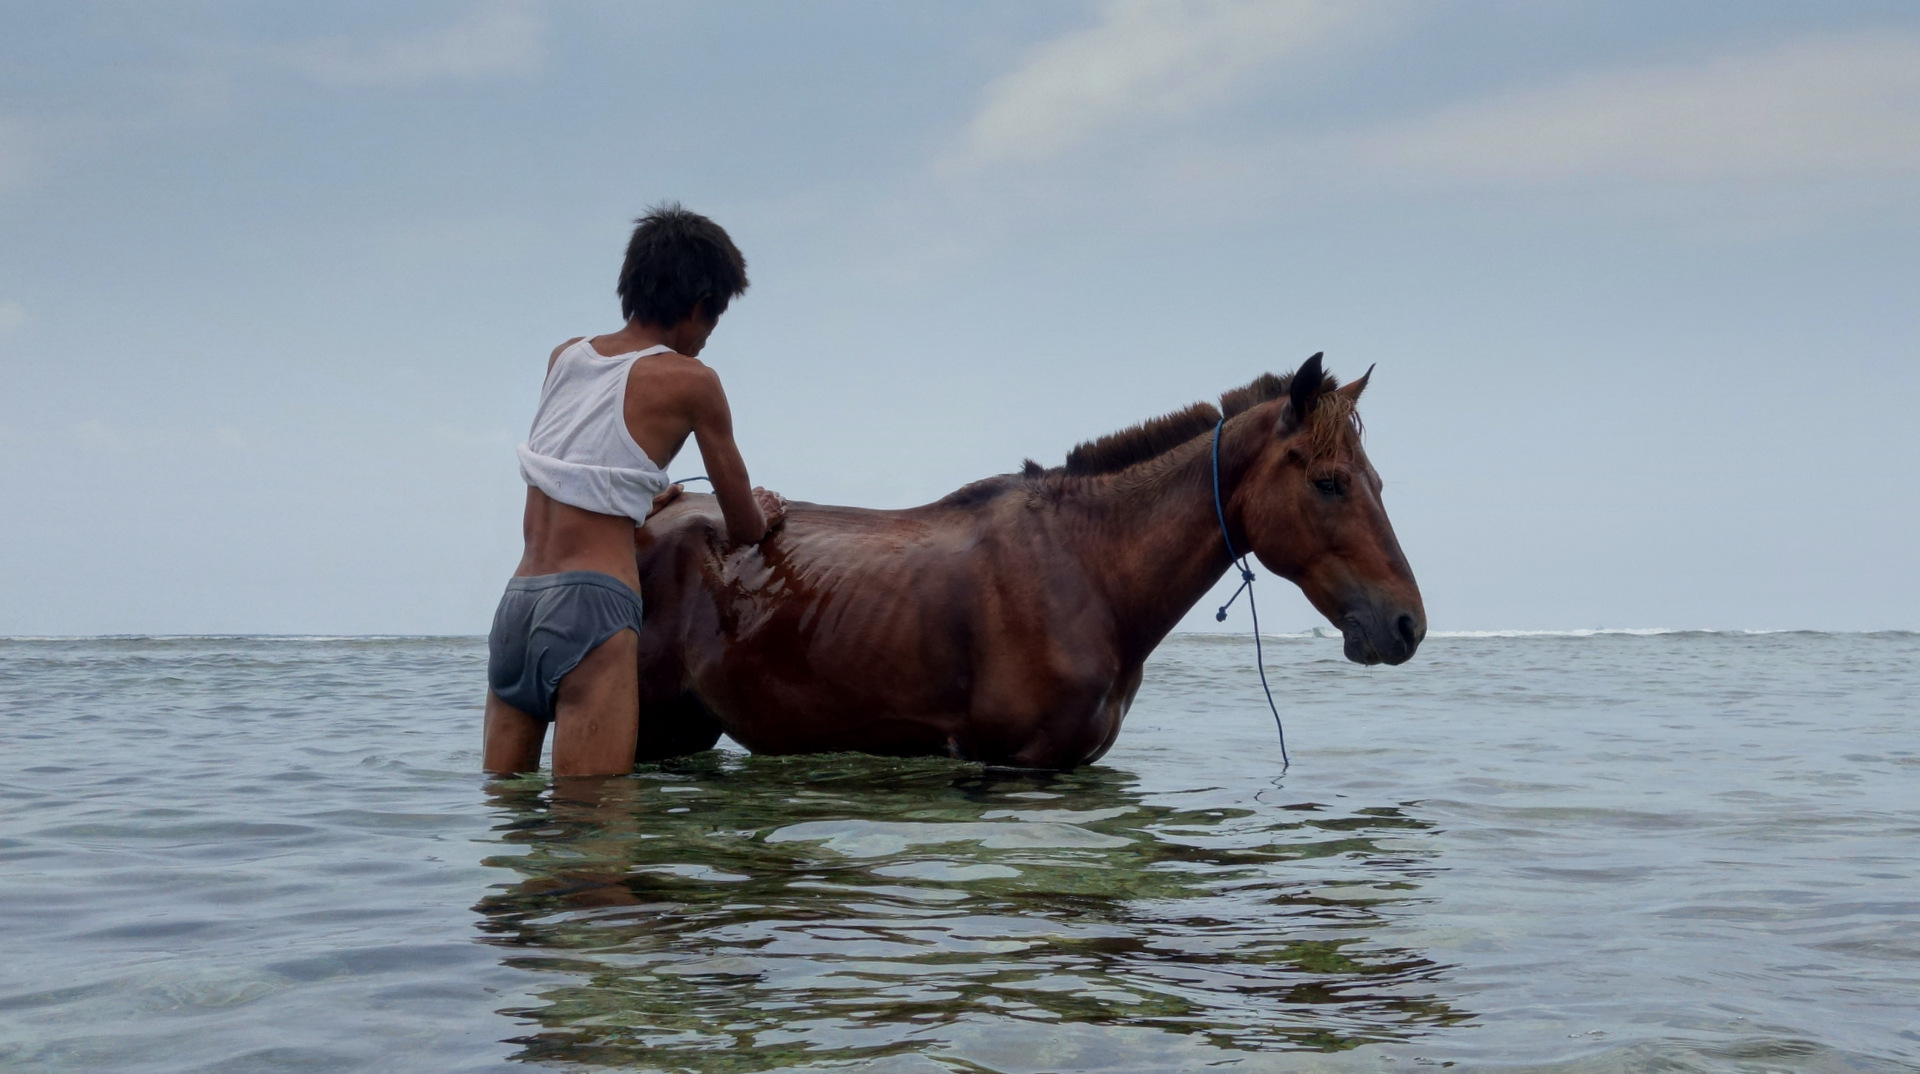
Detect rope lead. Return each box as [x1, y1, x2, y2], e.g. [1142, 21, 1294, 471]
[1211, 418, 1290, 768]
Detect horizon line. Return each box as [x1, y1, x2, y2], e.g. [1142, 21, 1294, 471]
[3, 628, 1916, 643]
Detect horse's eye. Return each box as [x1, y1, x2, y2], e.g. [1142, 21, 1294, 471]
[1312, 477, 1341, 495]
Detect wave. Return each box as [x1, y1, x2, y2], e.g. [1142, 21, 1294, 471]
[1428, 628, 1914, 639]
[5, 629, 1916, 644]
[1177, 627, 1918, 641]
[0, 634, 481, 643]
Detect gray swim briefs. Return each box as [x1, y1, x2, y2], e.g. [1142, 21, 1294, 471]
[487, 571, 645, 723]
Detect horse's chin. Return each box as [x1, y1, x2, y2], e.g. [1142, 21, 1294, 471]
[1342, 628, 1386, 666]
[1340, 611, 1421, 666]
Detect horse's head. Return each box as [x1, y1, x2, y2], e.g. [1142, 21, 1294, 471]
[1231, 354, 1425, 665]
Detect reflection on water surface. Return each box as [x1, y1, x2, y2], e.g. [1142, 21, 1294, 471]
[476, 753, 1466, 1070]
[7, 634, 1915, 1072]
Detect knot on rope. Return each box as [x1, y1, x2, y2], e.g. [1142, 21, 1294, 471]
[1209, 417, 1291, 768]
[1215, 569, 1255, 621]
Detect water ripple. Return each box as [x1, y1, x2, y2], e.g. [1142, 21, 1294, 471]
[0, 633, 1915, 1072]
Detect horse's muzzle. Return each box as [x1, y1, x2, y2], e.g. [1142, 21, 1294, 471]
[1341, 604, 1425, 666]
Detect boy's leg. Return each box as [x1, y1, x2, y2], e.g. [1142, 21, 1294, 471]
[484, 691, 548, 774]
[551, 629, 642, 777]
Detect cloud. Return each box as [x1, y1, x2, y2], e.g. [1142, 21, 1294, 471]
[0, 8, 543, 199]
[1360, 32, 1920, 184]
[960, 0, 1381, 166]
[0, 301, 25, 332]
[271, 2, 545, 88]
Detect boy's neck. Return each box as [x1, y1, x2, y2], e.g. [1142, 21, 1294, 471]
[602, 313, 715, 358]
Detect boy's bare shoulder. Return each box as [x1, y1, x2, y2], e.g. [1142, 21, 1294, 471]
[631, 351, 726, 412]
[641, 351, 721, 386]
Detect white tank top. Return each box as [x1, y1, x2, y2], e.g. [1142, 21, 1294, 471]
[516, 339, 673, 524]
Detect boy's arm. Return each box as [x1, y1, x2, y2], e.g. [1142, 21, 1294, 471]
[689, 370, 780, 545]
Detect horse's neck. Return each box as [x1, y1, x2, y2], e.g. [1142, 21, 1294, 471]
[1067, 417, 1256, 662]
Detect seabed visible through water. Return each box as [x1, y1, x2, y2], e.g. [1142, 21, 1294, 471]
[2, 631, 1916, 1072]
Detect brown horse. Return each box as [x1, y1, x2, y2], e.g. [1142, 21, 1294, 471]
[628, 355, 1424, 769]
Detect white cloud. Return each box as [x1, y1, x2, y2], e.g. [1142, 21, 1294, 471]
[272, 2, 545, 88]
[0, 301, 26, 331]
[1361, 32, 1920, 183]
[960, 0, 1381, 166]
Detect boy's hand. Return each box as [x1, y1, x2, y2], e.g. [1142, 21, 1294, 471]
[752, 487, 787, 533]
[650, 483, 686, 514]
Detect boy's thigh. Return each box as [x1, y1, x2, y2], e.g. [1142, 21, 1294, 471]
[551, 629, 641, 777]
[484, 691, 548, 775]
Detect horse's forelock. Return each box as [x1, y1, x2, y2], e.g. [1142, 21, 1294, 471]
[1221, 369, 1360, 462]
[1299, 390, 1362, 461]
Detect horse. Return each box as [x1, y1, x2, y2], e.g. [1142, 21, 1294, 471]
[628, 354, 1424, 770]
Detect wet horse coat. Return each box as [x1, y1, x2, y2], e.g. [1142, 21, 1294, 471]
[630, 357, 1425, 769]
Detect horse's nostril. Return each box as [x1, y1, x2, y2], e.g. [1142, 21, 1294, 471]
[1394, 613, 1419, 649]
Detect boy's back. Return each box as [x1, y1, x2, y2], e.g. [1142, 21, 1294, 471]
[483, 204, 782, 778]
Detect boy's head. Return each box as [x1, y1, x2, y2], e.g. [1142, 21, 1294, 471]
[617, 203, 749, 334]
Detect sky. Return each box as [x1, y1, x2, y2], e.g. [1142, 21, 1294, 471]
[1, 1, 1916, 636]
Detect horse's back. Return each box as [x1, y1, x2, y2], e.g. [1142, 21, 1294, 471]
[633, 485, 1132, 764]
[634, 492, 1020, 752]
[638, 494, 995, 580]
[635, 492, 1007, 665]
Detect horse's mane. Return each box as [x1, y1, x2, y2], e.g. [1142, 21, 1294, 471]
[1059, 401, 1221, 476]
[1024, 370, 1345, 478]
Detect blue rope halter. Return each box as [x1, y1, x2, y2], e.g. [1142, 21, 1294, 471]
[1211, 418, 1290, 767]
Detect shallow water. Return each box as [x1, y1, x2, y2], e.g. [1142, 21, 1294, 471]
[1, 632, 1915, 1073]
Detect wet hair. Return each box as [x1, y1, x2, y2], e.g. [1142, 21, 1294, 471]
[616, 203, 750, 326]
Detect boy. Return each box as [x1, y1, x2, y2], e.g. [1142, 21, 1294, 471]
[483, 204, 783, 777]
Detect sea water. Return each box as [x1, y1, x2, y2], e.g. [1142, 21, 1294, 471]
[0, 632, 1914, 1073]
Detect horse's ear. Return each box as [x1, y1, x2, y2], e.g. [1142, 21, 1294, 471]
[1288, 352, 1326, 421]
[1338, 363, 1374, 401]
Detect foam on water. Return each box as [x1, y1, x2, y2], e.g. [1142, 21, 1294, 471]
[1, 632, 1915, 1073]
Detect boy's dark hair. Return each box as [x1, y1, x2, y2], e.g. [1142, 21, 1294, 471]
[617, 203, 750, 326]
